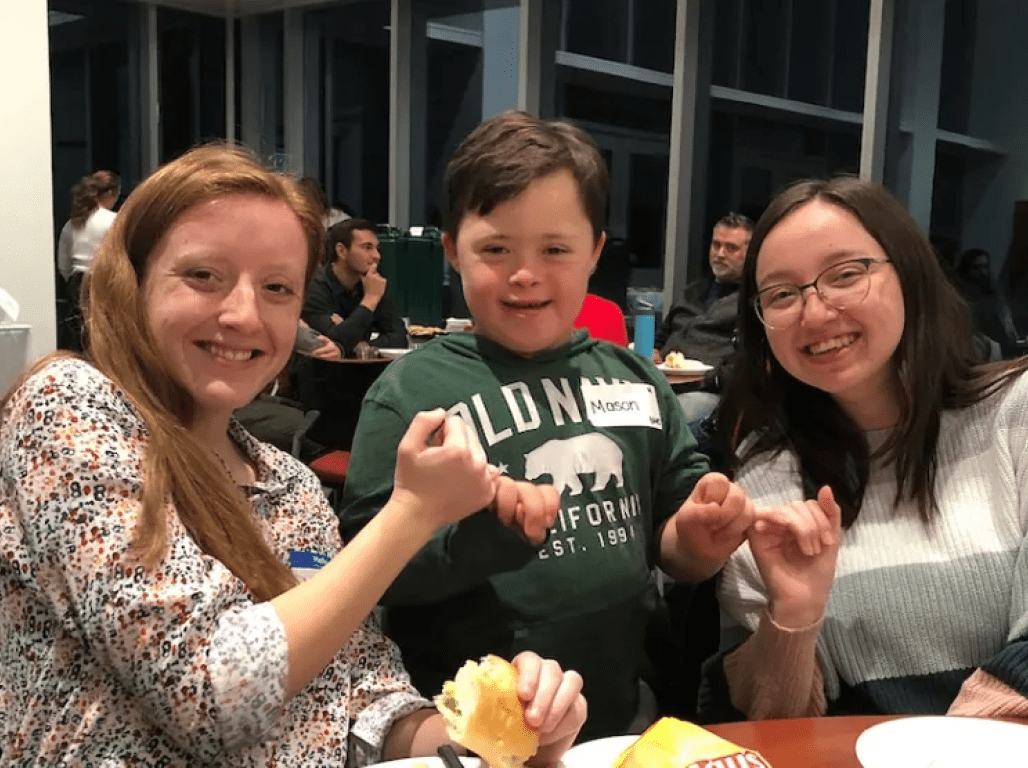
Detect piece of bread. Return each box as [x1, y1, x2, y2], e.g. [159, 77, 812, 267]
[435, 655, 539, 768]
[614, 718, 771, 768]
[664, 351, 687, 369]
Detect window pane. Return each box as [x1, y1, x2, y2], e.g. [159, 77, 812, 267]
[741, 0, 786, 96]
[787, 0, 832, 105]
[305, 1, 391, 223]
[562, 83, 671, 134]
[830, 0, 869, 112]
[938, 0, 977, 134]
[712, 0, 742, 88]
[158, 8, 227, 163]
[628, 153, 670, 271]
[632, 0, 675, 73]
[565, 0, 629, 63]
[884, 0, 1028, 354]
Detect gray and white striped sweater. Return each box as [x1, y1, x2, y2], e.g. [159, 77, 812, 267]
[715, 370, 1028, 716]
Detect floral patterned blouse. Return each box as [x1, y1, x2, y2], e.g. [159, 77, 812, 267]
[0, 357, 429, 766]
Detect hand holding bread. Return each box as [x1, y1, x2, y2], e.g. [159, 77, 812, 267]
[436, 653, 585, 768]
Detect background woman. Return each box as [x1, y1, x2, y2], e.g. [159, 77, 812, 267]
[0, 144, 585, 765]
[56, 169, 121, 350]
[701, 175, 1028, 722]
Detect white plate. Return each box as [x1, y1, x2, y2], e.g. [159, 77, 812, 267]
[657, 360, 712, 374]
[855, 716, 1028, 767]
[562, 735, 636, 767]
[367, 757, 481, 768]
[368, 736, 637, 768]
[378, 348, 412, 360]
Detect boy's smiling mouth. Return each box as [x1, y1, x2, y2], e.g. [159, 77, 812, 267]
[502, 299, 551, 310]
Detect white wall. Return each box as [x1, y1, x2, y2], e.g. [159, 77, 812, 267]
[0, 0, 56, 372]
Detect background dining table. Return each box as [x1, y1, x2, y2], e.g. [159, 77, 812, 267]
[706, 715, 894, 767]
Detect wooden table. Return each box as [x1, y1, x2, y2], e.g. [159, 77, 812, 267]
[706, 715, 895, 767]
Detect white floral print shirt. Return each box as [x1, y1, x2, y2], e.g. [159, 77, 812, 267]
[0, 357, 429, 766]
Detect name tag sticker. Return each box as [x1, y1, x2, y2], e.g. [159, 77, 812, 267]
[582, 382, 662, 429]
[290, 550, 330, 582]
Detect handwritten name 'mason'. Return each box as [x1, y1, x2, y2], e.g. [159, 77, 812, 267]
[589, 398, 641, 414]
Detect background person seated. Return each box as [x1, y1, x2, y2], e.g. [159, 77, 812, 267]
[235, 321, 341, 464]
[654, 213, 754, 428]
[301, 217, 407, 355]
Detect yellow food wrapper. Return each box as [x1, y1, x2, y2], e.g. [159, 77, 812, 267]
[614, 717, 772, 768]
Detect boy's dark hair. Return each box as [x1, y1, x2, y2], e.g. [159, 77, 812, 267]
[715, 212, 755, 233]
[326, 217, 376, 264]
[443, 110, 609, 242]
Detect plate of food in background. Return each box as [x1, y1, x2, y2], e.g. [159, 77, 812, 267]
[407, 324, 447, 344]
[656, 352, 712, 374]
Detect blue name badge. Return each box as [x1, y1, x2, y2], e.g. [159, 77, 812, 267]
[290, 550, 330, 582]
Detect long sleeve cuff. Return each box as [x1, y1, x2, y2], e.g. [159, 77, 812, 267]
[209, 602, 290, 751]
[723, 609, 827, 720]
[948, 670, 1028, 718]
[348, 695, 433, 767]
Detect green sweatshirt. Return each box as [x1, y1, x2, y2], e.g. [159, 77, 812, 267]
[339, 331, 709, 740]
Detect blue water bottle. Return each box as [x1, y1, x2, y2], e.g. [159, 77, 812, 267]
[633, 311, 655, 359]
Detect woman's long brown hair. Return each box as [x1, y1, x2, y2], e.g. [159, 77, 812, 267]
[69, 170, 121, 227]
[6, 144, 323, 601]
[717, 175, 1028, 528]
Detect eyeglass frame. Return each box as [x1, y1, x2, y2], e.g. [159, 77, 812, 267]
[752, 256, 892, 330]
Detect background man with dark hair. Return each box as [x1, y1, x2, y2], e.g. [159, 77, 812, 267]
[302, 218, 408, 353]
[654, 212, 754, 426]
[296, 218, 408, 451]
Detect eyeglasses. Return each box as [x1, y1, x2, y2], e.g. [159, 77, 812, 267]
[753, 257, 892, 330]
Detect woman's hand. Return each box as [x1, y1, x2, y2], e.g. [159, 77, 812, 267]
[492, 477, 560, 544]
[749, 486, 842, 628]
[391, 410, 500, 534]
[512, 652, 587, 768]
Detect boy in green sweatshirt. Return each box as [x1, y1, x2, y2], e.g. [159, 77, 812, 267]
[339, 110, 755, 741]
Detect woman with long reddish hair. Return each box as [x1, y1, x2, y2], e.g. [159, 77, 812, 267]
[0, 144, 586, 765]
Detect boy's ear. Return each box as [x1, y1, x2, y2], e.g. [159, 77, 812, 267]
[334, 242, 346, 263]
[442, 232, 460, 272]
[589, 231, 607, 270]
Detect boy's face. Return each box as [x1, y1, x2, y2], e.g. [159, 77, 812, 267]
[443, 169, 604, 357]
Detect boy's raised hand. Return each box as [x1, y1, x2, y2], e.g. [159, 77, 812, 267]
[493, 476, 561, 544]
[749, 486, 841, 629]
[392, 410, 500, 532]
[662, 472, 755, 582]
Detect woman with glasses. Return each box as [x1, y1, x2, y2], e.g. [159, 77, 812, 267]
[699, 176, 1028, 722]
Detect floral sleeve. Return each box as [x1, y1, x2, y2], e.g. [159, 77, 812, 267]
[1, 362, 290, 760]
[345, 611, 433, 767]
